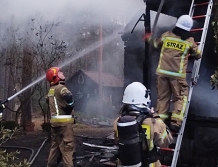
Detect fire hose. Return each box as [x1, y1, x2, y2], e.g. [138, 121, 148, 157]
[0, 99, 9, 117]
[0, 99, 8, 113]
[0, 146, 35, 163]
[0, 137, 48, 166]
[28, 137, 48, 166]
[0, 99, 8, 105]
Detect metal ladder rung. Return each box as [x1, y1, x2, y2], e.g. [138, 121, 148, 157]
[171, 132, 178, 136]
[192, 15, 206, 19]
[194, 2, 209, 7]
[158, 147, 175, 152]
[190, 28, 203, 32]
[186, 70, 192, 73]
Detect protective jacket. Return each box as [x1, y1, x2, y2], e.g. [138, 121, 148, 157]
[47, 83, 75, 167]
[150, 31, 201, 130]
[152, 31, 201, 79]
[47, 83, 74, 126]
[114, 113, 173, 167]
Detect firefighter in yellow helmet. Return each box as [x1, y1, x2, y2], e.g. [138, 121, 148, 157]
[46, 67, 75, 167]
[113, 82, 173, 167]
[145, 15, 202, 132]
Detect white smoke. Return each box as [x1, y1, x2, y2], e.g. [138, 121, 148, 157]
[0, 0, 144, 26]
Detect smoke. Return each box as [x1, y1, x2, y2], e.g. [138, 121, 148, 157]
[146, 0, 192, 18]
[0, 0, 144, 26]
[0, 0, 146, 116]
[0, 0, 145, 75]
[0, 0, 145, 77]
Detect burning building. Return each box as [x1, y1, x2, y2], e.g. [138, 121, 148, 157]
[121, 0, 218, 166]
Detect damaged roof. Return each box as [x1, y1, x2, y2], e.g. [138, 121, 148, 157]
[81, 70, 123, 88]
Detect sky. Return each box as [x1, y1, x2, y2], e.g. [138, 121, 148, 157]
[0, 0, 145, 26]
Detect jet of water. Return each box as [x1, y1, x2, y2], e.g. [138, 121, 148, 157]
[7, 75, 46, 101]
[59, 31, 120, 68]
[4, 29, 122, 103]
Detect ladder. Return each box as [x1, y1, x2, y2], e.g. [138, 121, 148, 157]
[160, 0, 213, 166]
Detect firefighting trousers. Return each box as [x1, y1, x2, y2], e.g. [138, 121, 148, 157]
[47, 123, 75, 167]
[150, 160, 161, 167]
[156, 76, 188, 127]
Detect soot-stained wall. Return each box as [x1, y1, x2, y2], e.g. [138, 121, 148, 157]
[122, 8, 177, 103]
[121, 8, 147, 87]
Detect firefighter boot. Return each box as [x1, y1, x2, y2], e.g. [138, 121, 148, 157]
[170, 120, 181, 133]
[163, 117, 171, 127]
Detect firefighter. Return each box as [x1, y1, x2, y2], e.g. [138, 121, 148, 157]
[114, 82, 173, 167]
[145, 15, 202, 132]
[0, 99, 5, 118]
[46, 67, 75, 167]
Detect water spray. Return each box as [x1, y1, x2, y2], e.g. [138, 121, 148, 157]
[0, 75, 46, 106]
[0, 29, 122, 107]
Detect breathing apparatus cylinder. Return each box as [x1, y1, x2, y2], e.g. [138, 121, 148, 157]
[117, 115, 143, 167]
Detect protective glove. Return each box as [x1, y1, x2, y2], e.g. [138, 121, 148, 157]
[143, 32, 152, 41]
[0, 104, 5, 109]
[0, 103, 5, 115]
[63, 101, 75, 115]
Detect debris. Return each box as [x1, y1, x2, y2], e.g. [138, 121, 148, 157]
[83, 142, 118, 150]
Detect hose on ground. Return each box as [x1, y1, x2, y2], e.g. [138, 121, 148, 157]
[28, 137, 48, 166]
[0, 146, 35, 163]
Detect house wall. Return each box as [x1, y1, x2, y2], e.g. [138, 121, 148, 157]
[103, 86, 124, 117]
[66, 71, 98, 112]
[66, 71, 123, 117]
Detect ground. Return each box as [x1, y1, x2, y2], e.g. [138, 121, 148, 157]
[3, 114, 218, 167]
[2, 113, 114, 167]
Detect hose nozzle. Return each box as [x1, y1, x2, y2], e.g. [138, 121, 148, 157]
[0, 99, 8, 116]
[0, 99, 9, 105]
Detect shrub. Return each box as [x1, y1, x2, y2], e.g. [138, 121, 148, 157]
[0, 125, 29, 167]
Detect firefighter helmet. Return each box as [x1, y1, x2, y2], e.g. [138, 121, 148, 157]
[46, 67, 63, 85]
[122, 82, 151, 107]
[175, 15, 193, 31]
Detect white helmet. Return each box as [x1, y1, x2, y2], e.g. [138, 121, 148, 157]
[175, 15, 193, 31]
[122, 82, 151, 107]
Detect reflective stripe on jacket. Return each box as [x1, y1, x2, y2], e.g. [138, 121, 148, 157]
[152, 31, 201, 78]
[47, 83, 73, 124]
[50, 115, 74, 123]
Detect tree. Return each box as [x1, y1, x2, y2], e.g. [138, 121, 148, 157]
[211, 0, 218, 88]
[20, 38, 34, 128]
[0, 17, 68, 129]
[0, 24, 23, 122]
[29, 18, 67, 125]
[0, 12, 126, 128]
